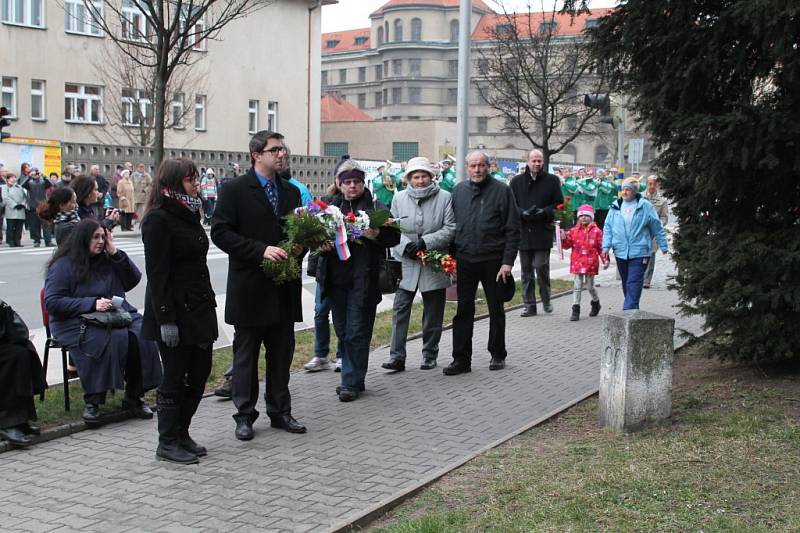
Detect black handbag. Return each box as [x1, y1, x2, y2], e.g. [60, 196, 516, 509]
[378, 251, 403, 294]
[0, 300, 30, 344]
[80, 309, 133, 329]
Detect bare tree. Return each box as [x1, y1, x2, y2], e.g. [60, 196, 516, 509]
[475, 1, 609, 165]
[89, 42, 207, 148]
[69, 0, 276, 165]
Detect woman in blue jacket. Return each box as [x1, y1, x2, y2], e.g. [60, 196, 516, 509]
[602, 178, 669, 310]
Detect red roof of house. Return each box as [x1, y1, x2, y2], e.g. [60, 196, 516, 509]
[321, 95, 374, 122]
[322, 28, 371, 54]
[472, 8, 614, 40]
[370, 0, 493, 17]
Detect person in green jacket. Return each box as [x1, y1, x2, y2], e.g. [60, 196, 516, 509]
[372, 165, 396, 207]
[439, 159, 457, 193]
[490, 161, 509, 184]
[593, 173, 617, 229]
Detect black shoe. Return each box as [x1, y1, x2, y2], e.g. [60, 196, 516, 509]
[0, 427, 33, 447]
[420, 358, 437, 370]
[45, 242, 55, 247]
[234, 419, 254, 441]
[520, 306, 537, 317]
[214, 377, 232, 399]
[643, 283, 651, 289]
[22, 422, 41, 436]
[269, 414, 307, 434]
[543, 303, 553, 313]
[156, 443, 199, 465]
[336, 384, 365, 395]
[589, 300, 601, 317]
[124, 398, 154, 419]
[381, 359, 405, 372]
[570, 304, 580, 321]
[179, 435, 207, 457]
[82, 403, 101, 426]
[338, 389, 359, 402]
[489, 357, 506, 370]
[33, 241, 41, 248]
[443, 360, 471, 375]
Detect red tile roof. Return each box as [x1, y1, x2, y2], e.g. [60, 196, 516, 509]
[370, 0, 494, 17]
[472, 8, 614, 40]
[322, 28, 371, 54]
[321, 95, 374, 122]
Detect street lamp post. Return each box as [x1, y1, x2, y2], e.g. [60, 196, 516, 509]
[456, 0, 471, 182]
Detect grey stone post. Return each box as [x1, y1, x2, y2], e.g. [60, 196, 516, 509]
[599, 310, 675, 432]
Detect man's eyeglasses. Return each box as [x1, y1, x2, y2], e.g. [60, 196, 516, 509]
[260, 146, 288, 155]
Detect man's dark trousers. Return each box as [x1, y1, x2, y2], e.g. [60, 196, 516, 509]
[231, 320, 294, 423]
[520, 248, 551, 307]
[451, 257, 506, 363]
[26, 208, 52, 244]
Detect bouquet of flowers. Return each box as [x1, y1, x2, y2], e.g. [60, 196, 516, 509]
[416, 250, 457, 274]
[554, 195, 574, 229]
[342, 209, 395, 242]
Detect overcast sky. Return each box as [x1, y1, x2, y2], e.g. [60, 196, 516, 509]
[321, 0, 618, 33]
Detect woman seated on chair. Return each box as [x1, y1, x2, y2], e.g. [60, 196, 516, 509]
[0, 300, 47, 448]
[44, 218, 162, 425]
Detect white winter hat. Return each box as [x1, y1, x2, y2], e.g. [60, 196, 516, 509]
[403, 157, 435, 181]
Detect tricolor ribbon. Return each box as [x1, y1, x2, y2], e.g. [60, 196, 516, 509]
[334, 218, 351, 261]
[555, 221, 564, 260]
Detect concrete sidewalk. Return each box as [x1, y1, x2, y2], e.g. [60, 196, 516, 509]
[0, 255, 703, 533]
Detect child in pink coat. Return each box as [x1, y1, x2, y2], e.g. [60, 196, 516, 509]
[562, 204, 608, 321]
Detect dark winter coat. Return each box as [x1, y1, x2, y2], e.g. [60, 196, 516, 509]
[141, 197, 218, 345]
[21, 176, 52, 210]
[316, 190, 401, 308]
[509, 166, 564, 250]
[44, 252, 162, 395]
[211, 168, 303, 327]
[0, 338, 46, 406]
[451, 176, 520, 265]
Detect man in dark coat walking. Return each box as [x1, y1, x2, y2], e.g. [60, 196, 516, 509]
[510, 149, 564, 316]
[211, 130, 306, 441]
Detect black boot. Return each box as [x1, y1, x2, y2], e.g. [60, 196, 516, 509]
[156, 393, 198, 465]
[570, 304, 580, 321]
[589, 299, 601, 317]
[178, 386, 207, 457]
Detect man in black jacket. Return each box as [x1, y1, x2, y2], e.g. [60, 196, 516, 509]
[510, 149, 564, 316]
[211, 131, 306, 441]
[443, 151, 520, 375]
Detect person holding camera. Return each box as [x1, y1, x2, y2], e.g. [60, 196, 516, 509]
[44, 219, 161, 426]
[0, 173, 28, 247]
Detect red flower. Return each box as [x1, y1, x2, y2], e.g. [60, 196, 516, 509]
[565, 196, 572, 201]
[316, 200, 329, 209]
[556, 203, 564, 210]
[346, 212, 356, 223]
[416, 250, 426, 258]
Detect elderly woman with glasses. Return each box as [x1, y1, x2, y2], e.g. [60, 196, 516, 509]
[382, 157, 455, 372]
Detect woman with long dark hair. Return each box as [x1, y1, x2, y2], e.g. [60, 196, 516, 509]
[44, 219, 162, 425]
[70, 176, 100, 221]
[141, 158, 217, 465]
[36, 186, 79, 245]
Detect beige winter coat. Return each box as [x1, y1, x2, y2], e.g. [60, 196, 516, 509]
[117, 177, 135, 213]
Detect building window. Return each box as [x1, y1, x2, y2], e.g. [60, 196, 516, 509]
[324, 142, 349, 158]
[409, 87, 421, 104]
[181, 8, 206, 51]
[392, 87, 401, 104]
[450, 19, 459, 42]
[121, 0, 149, 42]
[325, 39, 339, 49]
[248, 99, 258, 133]
[358, 67, 366, 83]
[382, 88, 388, 105]
[477, 116, 488, 133]
[393, 59, 403, 76]
[584, 18, 598, 29]
[409, 59, 421, 76]
[447, 88, 457, 105]
[357, 93, 366, 109]
[495, 23, 513, 35]
[375, 65, 382, 81]
[64, 0, 102, 36]
[339, 69, 347, 84]
[477, 58, 489, 74]
[1, 0, 43, 27]
[64, 83, 102, 123]
[567, 116, 577, 131]
[392, 142, 418, 161]
[448, 60, 458, 78]
[31, 79, 45, 120]
[411, 17, 421, 41]
[1, 77, 17, 118]
[194, 94, 206, 131]
[267, 101, 278, 131]
[393, 19, 403, 41]
[375, 91, 382, 107]
[321, 71, 328, 87]
[354, 35, 368, 46]
[376, 26, 384, 46]
[122, 88, 153, 126]
[171, 93, 184, 129]
[383, 60, 389, 77]
[539, 21, 557, 33]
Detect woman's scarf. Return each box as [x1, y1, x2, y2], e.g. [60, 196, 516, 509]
[54, 208, 79, 225]
[405, 182, 440, 200]
[161, 187, 202, 213]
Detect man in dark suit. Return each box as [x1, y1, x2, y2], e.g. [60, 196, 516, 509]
[211, 130, 306, 441]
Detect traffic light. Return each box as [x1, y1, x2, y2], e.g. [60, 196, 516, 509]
[0, 106, 10, 142]
[583, 93, 614, 125]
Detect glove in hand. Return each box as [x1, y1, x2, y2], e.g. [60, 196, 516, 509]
[404, 241, 419, 258]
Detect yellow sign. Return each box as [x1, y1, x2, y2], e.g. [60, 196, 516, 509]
[4, 137, 61, 147]
[44, 146, 62, 177]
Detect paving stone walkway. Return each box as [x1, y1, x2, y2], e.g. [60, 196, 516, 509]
[0, 255, 703, 533]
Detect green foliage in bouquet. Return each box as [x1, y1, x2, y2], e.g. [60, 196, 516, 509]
[261, 241, 301, 285]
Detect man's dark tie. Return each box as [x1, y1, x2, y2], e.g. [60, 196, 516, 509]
[264, 179, 278, 213]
